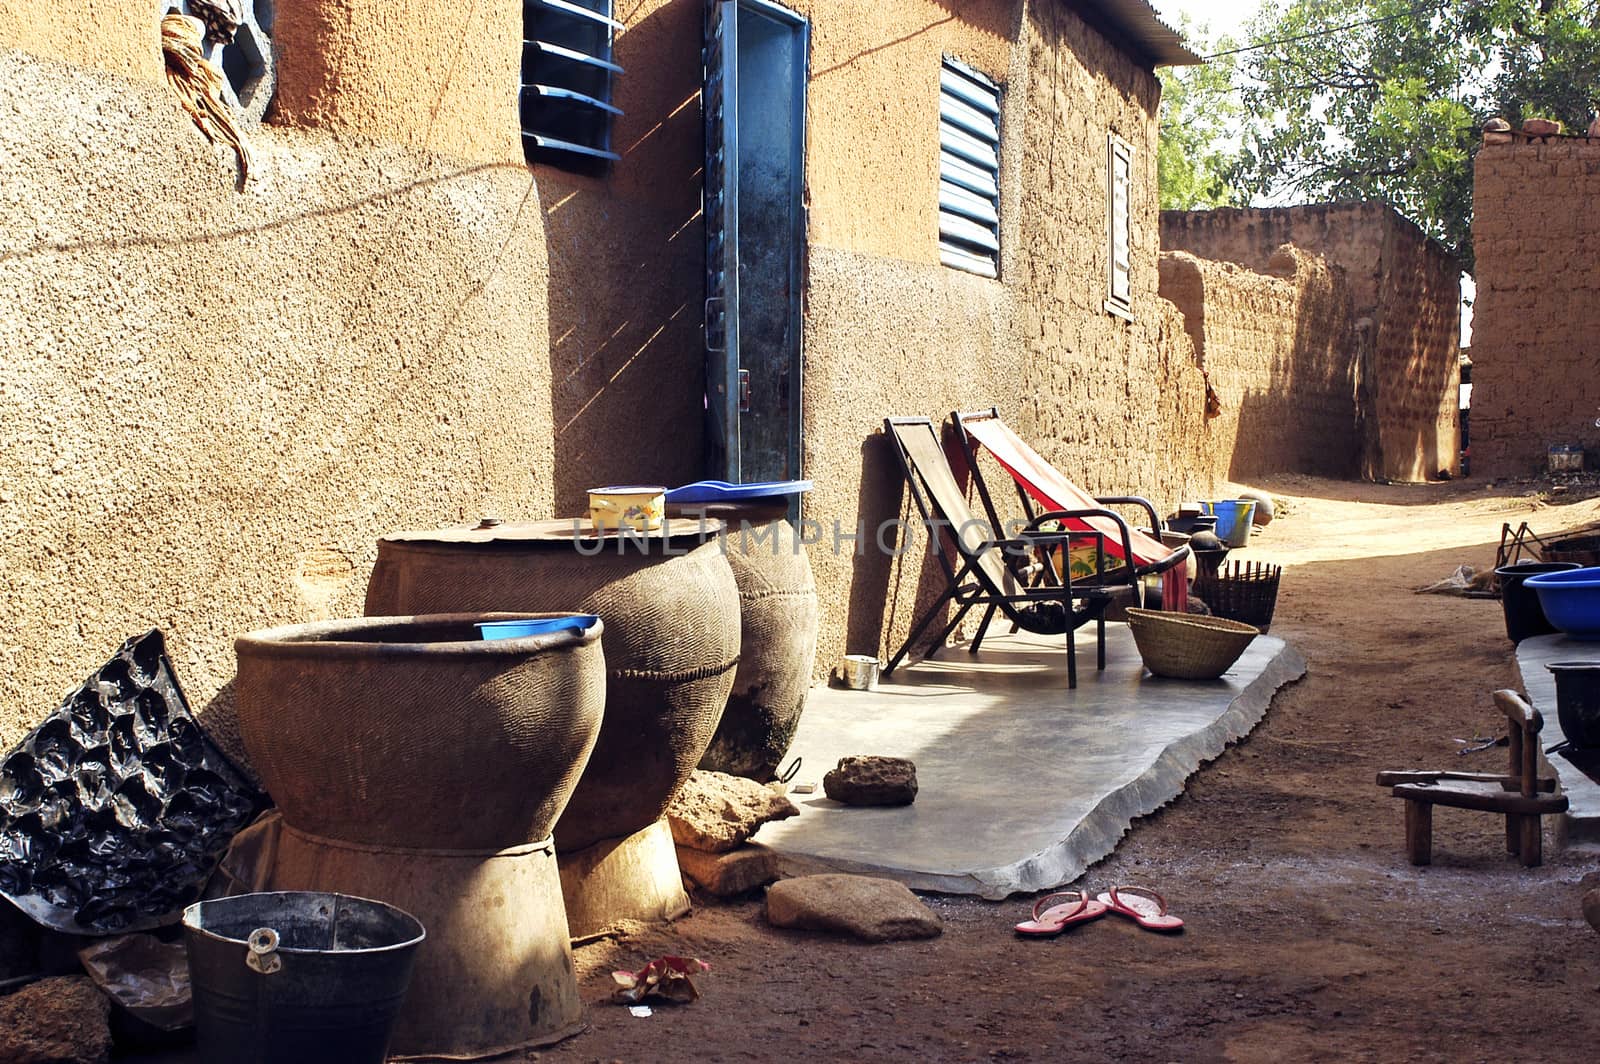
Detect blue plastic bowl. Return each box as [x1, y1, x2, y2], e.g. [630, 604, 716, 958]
[474, 615, 599, 641]
[1525, 566, 1600, 639]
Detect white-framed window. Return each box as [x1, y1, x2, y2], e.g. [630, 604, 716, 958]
[1106, 133, 1134, 320]
[521, 0, 625, 172]
[938, 57, 1002, 279]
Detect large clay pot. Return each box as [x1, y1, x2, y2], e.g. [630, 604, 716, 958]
[670, 501, 820, 780]
[235, 614, 602, 849]
[364, 521, 740, 852]
[233, 613, 603, 1058]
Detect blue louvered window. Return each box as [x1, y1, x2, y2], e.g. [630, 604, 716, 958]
[521, 0, 624, 171]
[938, 58, 1001, 279]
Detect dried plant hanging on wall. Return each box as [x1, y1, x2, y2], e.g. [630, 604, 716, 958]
[160, 13, 252, 182]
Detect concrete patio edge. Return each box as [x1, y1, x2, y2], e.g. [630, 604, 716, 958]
[772, 639, 1308, 899]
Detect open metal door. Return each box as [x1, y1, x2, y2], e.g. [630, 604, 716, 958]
[703, 0, 741, 482]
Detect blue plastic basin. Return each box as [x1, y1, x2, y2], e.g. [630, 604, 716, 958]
[474, 616, 599, 641]
[1525, 566, 1600, 639]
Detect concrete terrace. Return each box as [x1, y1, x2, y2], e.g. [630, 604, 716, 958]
[759, 624, 1307, 898]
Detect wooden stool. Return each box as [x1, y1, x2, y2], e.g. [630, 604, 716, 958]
[1377, 690, 1568, 867]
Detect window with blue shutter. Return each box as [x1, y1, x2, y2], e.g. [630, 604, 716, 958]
[938, 58, 1002, 279]
[521, 0, 625, 171]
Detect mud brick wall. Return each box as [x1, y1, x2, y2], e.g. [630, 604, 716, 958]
[1163, 204, 1460, 481]
[1159, 248, 1358, 481]
[793, 0, 1213, 676]
[1471, 135, 1600, 478]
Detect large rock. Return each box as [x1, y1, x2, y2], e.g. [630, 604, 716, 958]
[1584, 886, 1600, 935]
[666, 770, 798, 853]
[0, 975, 112, 1064]
[822, 756, 918, 806]
[766, 874, 942, 942]
[677, 844, 782, 897]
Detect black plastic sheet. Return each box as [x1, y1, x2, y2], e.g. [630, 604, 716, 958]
[0, 630, 264, 934]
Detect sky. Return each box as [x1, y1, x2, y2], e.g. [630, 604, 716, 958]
[1152, 0, 1261, 46]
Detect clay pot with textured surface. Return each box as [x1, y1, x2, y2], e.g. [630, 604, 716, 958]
[363, 520, 740, 852]
[234, 614, 603, 849]
[674, 504, 820, 780]
[232, 613, 606, 1058]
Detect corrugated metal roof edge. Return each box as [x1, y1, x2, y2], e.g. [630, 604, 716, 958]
[1073, 0, 1203, 68]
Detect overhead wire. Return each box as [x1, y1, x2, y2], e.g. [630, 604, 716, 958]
[1199, 0, 1449, 61]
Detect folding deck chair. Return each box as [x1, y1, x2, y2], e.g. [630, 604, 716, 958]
[882, 416, 1130, 688]
[952, 407, 1192, 611]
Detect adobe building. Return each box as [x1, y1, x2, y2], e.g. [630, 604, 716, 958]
[1162, 204, 1462, 483]
[0, 0, 1227, 769]
[1470, 128, 1600, 478]
[1158, 246, 1359, 484]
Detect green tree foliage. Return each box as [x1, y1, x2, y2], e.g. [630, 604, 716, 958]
[1222, 0, 1600, 273]
[1478, 0, 1600, 130]
[1158, 24, 1246, 210]
[1231, 0, 1484, 267]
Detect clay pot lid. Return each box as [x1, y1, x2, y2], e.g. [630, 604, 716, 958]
[380, 516, 725, 546]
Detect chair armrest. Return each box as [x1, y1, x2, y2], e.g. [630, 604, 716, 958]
[1024, 509, 1137, 575]
[1093, 495, 1162, 534]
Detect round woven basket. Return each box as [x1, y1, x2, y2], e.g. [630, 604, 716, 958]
[1125, 608, 1260, 680]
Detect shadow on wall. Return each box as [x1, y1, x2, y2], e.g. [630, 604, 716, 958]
[847, 423, 999, 665]
[844, 432, 907, 659]
[1370, 227, 1461, 481]
[544, 0, 707, 515]
[1224, 249, 1360, 483]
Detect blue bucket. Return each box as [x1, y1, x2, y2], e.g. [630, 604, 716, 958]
[1203, 500, 1257, 548]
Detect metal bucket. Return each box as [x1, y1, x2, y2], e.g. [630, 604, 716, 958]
[1495, 561, 1580, 642]
[1547, 662, 1600, 749]
[182, 891, 424, 1064]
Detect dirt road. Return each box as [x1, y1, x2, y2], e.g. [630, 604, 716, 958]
[558, 476, 1600, 1064]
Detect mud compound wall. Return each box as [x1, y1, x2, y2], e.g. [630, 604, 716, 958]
[0, 0, 704, 768]
[793, 0, 1212, 673]
[1162, 203, 1460, 482]
[1159, 249, 1358, 482]
[1471, 135, 1600, 478]
[1371, 216, 1461, 481]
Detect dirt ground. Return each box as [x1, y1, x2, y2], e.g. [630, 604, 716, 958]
[551, 475, 1600, 1064]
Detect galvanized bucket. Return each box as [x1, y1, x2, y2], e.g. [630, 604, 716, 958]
[182, 891, 425, 1064]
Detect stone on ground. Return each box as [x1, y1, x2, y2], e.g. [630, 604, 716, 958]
[1583, 886, 1600, 935]
[666, 770, 798, 853]
[0, 975, 112, 1064]
[822, 755, 917, 806]
[677, 843, 782, 896]
[766, 874, 942, 942]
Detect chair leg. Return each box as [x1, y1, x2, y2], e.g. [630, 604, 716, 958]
[1096, 613, 1106, 671]
[1065, 624, 1077, 689]
[1516, 815, 1543, 867]
[970, 604, 997, 655]
[1405, 800, 1433, 865]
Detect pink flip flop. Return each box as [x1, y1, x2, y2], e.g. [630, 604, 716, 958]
[1094, 886, 1184, 932]
[1014, 890, 1109, 936]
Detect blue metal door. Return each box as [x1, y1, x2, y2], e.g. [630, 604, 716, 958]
[703, 0, 741, 482]
[704, 0, 807, 487]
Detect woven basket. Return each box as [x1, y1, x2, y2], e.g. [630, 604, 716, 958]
[1192, 560, 1282, 632]
[1125, 608, 1260, 680]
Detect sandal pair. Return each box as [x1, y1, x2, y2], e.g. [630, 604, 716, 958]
[1013, 885, 1183, 936]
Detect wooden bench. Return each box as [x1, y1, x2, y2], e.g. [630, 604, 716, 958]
[1377, 689, 1568, 867]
